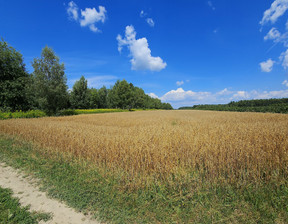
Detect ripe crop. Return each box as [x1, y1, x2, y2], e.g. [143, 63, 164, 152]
[1, 110, 287, 188]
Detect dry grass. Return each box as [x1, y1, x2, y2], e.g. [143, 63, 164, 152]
[1, 110, 288, 187]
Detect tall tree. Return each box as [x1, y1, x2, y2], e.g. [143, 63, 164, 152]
[108, 80, 133, 109]
[98, 86, 108, 108]
[70, 75, 89, 109]
[0, 39, 32, 111]
[89, 88, 99, 109]
[32, 46, 68, 115]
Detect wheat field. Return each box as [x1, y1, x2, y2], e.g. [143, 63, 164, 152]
[1, 110, 288, 187]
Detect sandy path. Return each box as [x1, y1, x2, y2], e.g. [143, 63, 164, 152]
[0, 163, 101, 224]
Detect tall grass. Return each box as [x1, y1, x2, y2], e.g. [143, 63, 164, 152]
[0, 110, 288, 222]
[75, 108, 127, 114]
[0, 110, 46, 120]
[0, 110, 287, 188]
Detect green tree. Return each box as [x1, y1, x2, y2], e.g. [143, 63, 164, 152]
[131, 86, 146, 109]
[98, 86, 108, 108]
[32, 46, 68, 115]
[89, 88, 99, 109]
[108, 80, 133, 109]
[70, 75, 90, 109]
[0, 39, 33, 111]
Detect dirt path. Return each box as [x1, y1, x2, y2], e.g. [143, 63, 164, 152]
[0, 163, 101, 224]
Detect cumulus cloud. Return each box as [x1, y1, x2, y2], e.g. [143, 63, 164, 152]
[283, 80, 288, 87]
[260, 59, 275, 72]
[146, 18, 155, 27]
[67, 1, 78, 21]
[148, 93, 159, 99]
[159, 88, 288, 108]
[259, 1, 288, 70]
[216, 88, 233, 96]
[80, 6, 106, 32]
[260, 0, 288, 25]
[161, 88, 211, 102]
[264, 27, 281, 41]
[176, 81, 184, 86]
[66, 1, 107, 33]
[280, 49, 288, 69]
[117, 25, 167, 71]
[69, 75, 117, 89]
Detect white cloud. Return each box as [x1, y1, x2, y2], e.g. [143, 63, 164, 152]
[80, 6, 107, 32]
[232, 91, 250, 99]
[260, 59, 275, 72]
[69, 75, 117, 89]
[140, 10, 146, 18]
[117, 25, 167, 71]
[148, 93, 159, 99]
[161, 88, 211, 102]
[260, 0, 288, 25]
[67, 1, 78, 21]
[264, 27, 288, 47]
[216, 88, 233, 96]
[280, 49, 288, 69]
[146, 18, 155, 27]
[66, 2, 107, 33]
[159, 88, 288, 108]
[283, 80, 288, 87]
[264, 27, 281, 41]
[176, 81, 184, 86]
[207, 1, 215, 10]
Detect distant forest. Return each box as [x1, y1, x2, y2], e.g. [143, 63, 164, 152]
[0, 39, 172, 115]
[179, 98, 288, 114]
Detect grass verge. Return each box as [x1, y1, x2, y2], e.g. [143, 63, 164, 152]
[0, 110, 46, 120]
[0, 186, 52, 224]
[0, 135, 287, 223]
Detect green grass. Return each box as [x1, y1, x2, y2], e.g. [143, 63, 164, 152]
[0, 135, 287, 223]
[75, 108, 128, 114]
[0, 109, 131, 120]
[0, 110, 46, 120]
[0, 186, 52, 224]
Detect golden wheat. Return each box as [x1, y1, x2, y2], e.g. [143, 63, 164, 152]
[1, 110, 287, 186]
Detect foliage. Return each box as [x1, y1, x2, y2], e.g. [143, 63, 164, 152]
[56, 109, 78, 116]
[179, 98, 288, 113]
[0, 186, 52, 223]
[0, 41, 172, 114]
[107, 79, 173, 110]
[70, 75, 90, 109]
[75, 108, 126, 114]
[32, 46, 69, 115]
[97, 86, 109, 108]
[0, 110, 46, 120]
[0, 39, 33, 112]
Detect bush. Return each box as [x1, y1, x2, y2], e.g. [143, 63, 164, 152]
[57, 109, 78, 116]
[0, 110, 46, 120]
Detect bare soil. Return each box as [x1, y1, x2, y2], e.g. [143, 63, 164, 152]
[0, 163, 101, 224]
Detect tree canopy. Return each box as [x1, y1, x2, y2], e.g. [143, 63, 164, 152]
[32, 46, 69, 115]
[70, 75, 90, 109]
[0, 41, 173, 114]
[0, 39, 31, 111]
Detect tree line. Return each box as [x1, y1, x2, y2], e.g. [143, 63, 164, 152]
[0, 39, 172, 115]
[179, 98, 288, 114]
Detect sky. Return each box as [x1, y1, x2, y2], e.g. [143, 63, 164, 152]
[1, 0, 288, 108]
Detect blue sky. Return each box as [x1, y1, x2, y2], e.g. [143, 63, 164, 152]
[1, 0, 288, 108]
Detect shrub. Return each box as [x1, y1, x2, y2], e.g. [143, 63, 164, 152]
[57, 109, 78, 116]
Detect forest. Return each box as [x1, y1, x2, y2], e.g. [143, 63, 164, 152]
[179, 98, 288, 113]
[0, 39, 172, 115]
